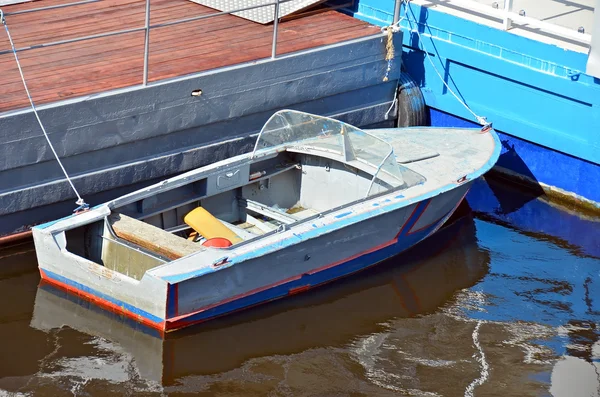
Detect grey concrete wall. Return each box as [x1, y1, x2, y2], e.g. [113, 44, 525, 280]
[0, 33, 403, 237]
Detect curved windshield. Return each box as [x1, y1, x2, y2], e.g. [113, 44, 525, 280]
[251, 110, 404, 197]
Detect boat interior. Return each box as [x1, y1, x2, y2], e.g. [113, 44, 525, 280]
[61, 112, 427, 280]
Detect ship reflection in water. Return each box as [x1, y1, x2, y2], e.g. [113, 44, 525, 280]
[0, 185, 599, 396]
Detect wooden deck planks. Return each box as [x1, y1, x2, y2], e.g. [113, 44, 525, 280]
[0, 0, 378, 113]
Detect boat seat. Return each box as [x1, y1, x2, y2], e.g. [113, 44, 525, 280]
[108, 213, 200, 260]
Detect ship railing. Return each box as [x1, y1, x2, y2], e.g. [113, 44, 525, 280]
[0, 0, 313, 86]
[410, 0, 592, 46]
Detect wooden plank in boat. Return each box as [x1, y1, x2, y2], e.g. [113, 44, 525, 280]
[108, 213, 200, 260]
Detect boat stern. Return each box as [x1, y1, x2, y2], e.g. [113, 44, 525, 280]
[32, 207, 172, 332]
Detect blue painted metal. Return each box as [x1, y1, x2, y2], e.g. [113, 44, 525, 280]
[348, 0, 600, 207]
[166, 283, 178, 319]
[399, 199, 429, 234]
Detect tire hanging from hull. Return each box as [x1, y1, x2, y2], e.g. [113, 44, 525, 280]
[396, 71, 429, 127]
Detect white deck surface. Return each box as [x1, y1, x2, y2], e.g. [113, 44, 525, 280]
[410, 0, 595, 53]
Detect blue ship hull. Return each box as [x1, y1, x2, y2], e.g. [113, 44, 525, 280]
[348, 0, 600, 211]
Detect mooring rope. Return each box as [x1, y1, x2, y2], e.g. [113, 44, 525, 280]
[383, 25, 395, 82]
[381, 12, 403, 83]
[403, 1, 491, 128]
[1, 10, 88, 212]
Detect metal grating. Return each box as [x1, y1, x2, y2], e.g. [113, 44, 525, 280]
[187, 0, 326, 24]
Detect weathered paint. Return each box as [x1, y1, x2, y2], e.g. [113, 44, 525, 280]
[37, 192, 456, 332]
[164, 195, 466, 332]
[154, 124, 500, 287]
[166, 212, 450, 332]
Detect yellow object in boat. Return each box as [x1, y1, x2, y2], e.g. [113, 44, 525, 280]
[184, 207, 242, 244]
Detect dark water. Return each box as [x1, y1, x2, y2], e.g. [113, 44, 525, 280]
[0, 196, 599, 396]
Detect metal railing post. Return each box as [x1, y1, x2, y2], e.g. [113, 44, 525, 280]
[143, 0, 151, 85]
[271, 0, 280, 59]
[393, 0, 402, 24]
[503, 0, 513, 30]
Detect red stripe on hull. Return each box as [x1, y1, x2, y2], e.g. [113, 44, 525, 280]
[167, 203, 429, 327]
[166, 255, 394, 332]
[395, 203, 420, 238]
[406, 200, 432, 235]
[39, 269, 166, 333]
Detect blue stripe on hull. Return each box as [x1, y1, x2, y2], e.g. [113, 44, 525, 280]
[429, 108, 600, 207]
[38, 281, 165, 339]
[167, 218, 444, 331]
[40, 268, 165, 325]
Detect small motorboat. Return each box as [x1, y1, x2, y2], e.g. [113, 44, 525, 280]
[30, 213, 486, 384]
[32, 110, 500, 333]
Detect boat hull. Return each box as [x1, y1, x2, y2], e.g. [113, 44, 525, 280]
[36, 183, 471, 333]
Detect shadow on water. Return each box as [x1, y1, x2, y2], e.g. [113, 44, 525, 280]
[19, 210, 489, 386]
[468, 176, 600, 259]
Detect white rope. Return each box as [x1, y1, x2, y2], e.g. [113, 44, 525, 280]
[1, 10, 88, 211]
[404, 1, 491, 127]
[384, 82, 399, 120]
[464, 321, 489, 397]
[380, 15, 404, 34]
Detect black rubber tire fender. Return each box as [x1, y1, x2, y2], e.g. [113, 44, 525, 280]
[396, 72, 428, 127]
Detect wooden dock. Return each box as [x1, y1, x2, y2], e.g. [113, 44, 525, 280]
[0, 0, 377, 114]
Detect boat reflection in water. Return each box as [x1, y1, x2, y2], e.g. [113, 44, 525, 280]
[29, 207, 490, 385]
